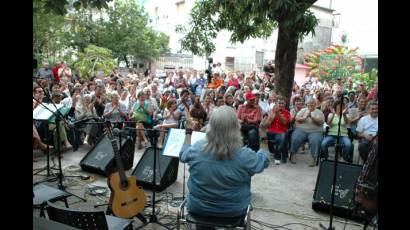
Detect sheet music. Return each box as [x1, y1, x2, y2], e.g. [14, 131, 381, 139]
[162, 128, 206, 157]
[33, 103, 64, 120]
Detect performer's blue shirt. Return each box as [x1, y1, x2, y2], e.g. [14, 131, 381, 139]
[179, 140, 270, 217]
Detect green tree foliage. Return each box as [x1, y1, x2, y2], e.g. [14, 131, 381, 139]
[305, 45, 363, 82]
[37, 0, 170, 68]
[74, 45, 117, 79]
[97, 0, 170, 66]
[34, 0, 112, 15]
[33, 0, 69, 64]
[176, 0, 319, 104]
[352, 68, 378, 90]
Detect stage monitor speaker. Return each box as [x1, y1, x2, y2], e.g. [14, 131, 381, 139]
[132, 147, 179, 192]
[79, 134, 134, 176]
[312, 159, 363, 221]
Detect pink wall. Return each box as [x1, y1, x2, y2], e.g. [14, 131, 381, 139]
[293, 64, 310, 87]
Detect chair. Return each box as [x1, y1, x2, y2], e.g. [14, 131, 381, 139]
[177, 199, 252, 230]
[34, 216, 80, 230]
[33, 184, 72, 218]
[46, 201, 134, 230]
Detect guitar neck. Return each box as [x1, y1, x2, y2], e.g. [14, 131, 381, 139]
[110, 137, 127, 181]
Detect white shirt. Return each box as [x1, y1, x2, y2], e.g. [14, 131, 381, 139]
[259, 101, 270, 116]
[356, 115, 378, 136]
[61, 96, 72, 108]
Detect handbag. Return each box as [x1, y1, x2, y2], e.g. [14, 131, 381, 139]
[131, 108, 148, 122]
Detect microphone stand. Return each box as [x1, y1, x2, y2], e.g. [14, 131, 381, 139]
[32, 96, 86, 202]
[319, 94, 345, 230]
[125, 127, 170, 230]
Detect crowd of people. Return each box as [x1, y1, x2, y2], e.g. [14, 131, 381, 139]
[33, 60, 378, 167]
[33, 59, 378, 227]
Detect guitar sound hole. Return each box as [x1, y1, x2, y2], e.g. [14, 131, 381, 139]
[121, 181, 129, 189]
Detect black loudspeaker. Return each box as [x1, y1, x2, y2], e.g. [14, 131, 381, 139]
[312, 160, 363, 220]
[132, 147, 179, 192]
[79, 134, 134, 176]
[208, 57, 213, 64]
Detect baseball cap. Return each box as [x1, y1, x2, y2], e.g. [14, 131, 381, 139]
[245, 92, 256, 100]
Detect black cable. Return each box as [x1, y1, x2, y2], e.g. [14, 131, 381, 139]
[252, 219, 320, 230]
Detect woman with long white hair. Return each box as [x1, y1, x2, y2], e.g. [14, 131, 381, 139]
[179, 106, 270, 226]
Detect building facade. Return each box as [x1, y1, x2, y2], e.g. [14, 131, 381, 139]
[144, 0, 335, 73]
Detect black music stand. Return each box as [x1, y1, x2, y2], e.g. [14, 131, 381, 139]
[33, 99, 62, 179]
[33, 96, 86, 202]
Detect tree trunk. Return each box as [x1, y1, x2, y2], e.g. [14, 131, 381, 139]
[123, 55, 129, 68]
[274, 23, 299, 108]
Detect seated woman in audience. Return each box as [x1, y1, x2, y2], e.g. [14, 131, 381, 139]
[290, 96, 304, 121]
[154, 99, 180, 149]
[49, 93, 73, 151]
[321, 96, 335, 122]
[103, 92, 127, 129]
[224, 93, 235, 108]
[215, 96, 225, 107]
[290, 97, 324, 166]
[202, 93, 215, 122]
[314, 90, 324, 109]
[119, 90, 129, 112]
[227, 71, 240, 89]
[320, 100, 353, 162]
[347, 97, 368, 137]
[207, 72, 223, 89]
[190, 96, 207, 131]
[74, 94, 98, 145]
[129, 91, 153, 149]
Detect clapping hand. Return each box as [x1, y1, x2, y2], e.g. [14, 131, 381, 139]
[185, 117, 193, 130]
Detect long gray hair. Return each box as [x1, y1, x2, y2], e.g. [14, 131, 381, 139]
[202, 106, 243, 160]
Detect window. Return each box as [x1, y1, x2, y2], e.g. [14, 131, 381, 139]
[176, 1, 185, 14]
[225, 57, 235, 71]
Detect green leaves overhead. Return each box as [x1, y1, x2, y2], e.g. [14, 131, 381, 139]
[34, 0, 169, 67]
[177, 0, 319, 56]
[176, 0, 319, 106]
[39, 0, 112, 15]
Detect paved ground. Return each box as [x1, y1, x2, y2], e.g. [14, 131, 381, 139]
[33, 138, 369, 230]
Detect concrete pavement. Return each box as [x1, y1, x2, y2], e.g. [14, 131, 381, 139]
[33, 140, 367, 229]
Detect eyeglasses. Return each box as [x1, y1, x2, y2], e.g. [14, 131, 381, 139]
[36, 90, 44, 93]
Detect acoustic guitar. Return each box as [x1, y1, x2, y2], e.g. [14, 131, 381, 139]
[106, 123, 146, 218]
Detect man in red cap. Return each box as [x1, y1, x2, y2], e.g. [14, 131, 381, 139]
[237, 92, 262, 151]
